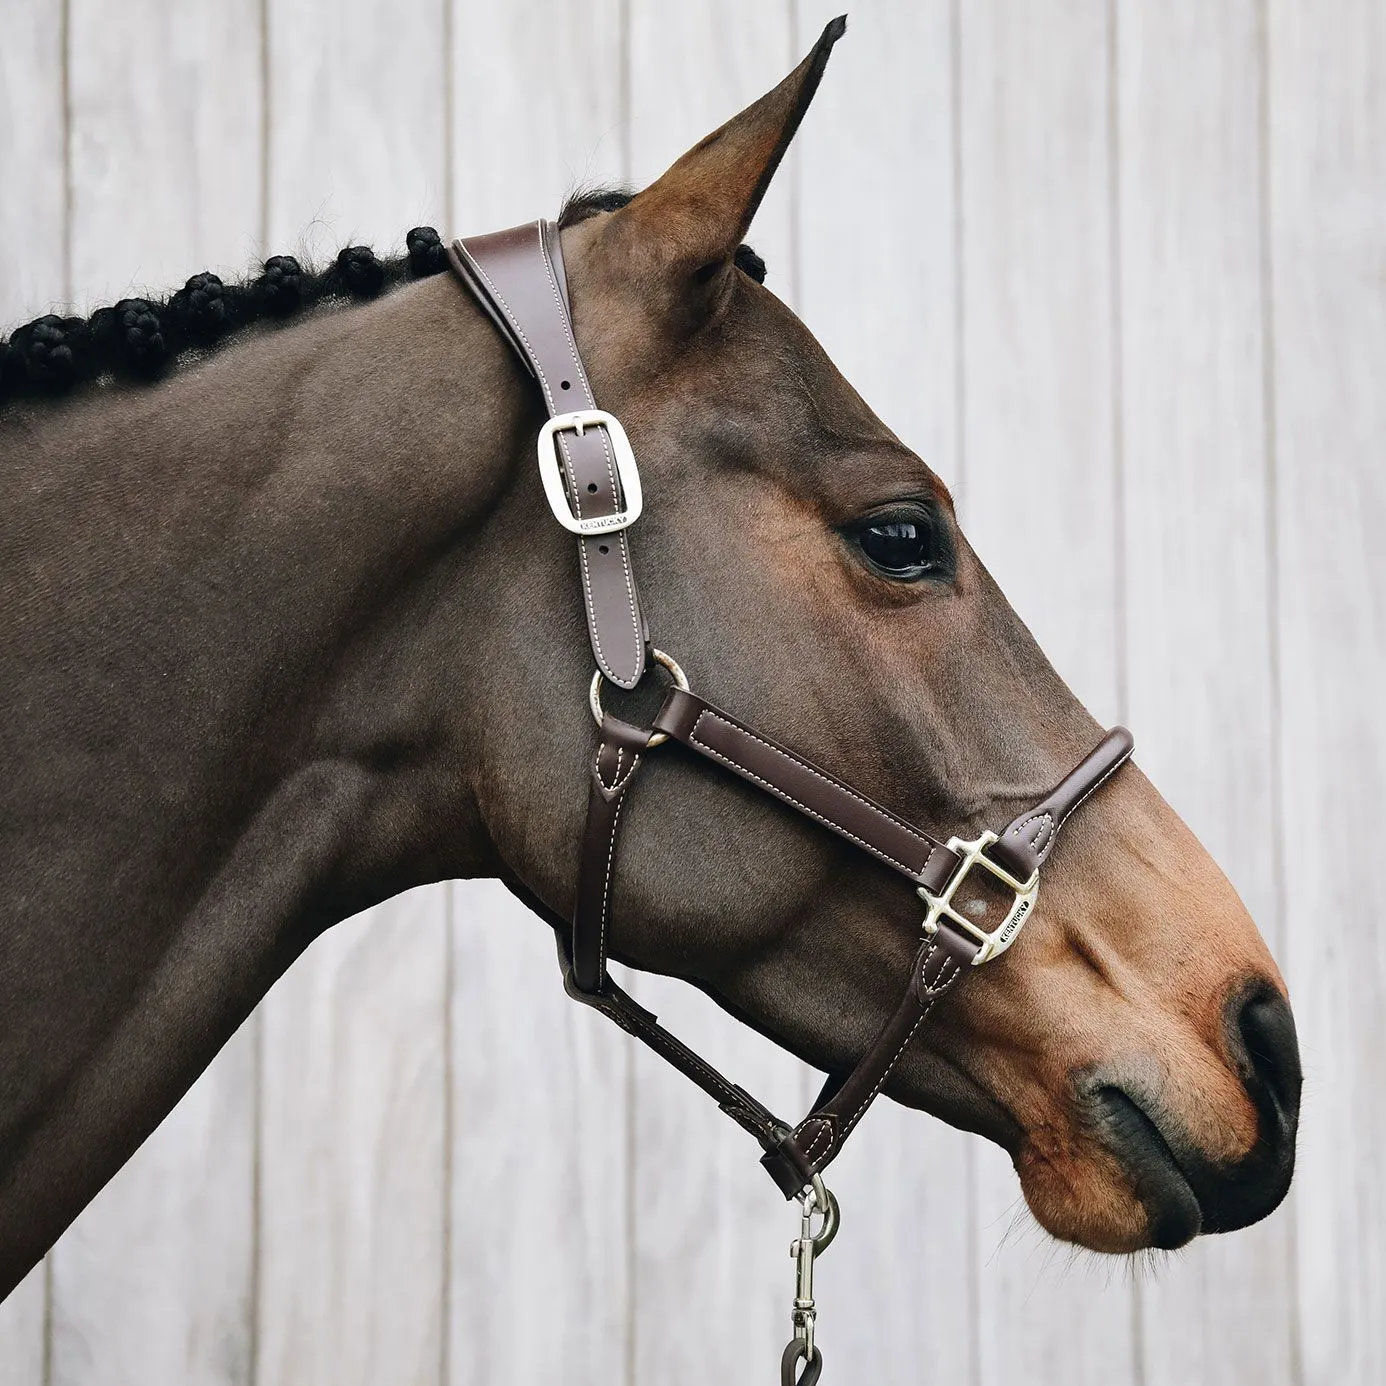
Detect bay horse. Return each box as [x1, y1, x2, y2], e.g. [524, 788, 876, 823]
[0, 17, 1298, 1318]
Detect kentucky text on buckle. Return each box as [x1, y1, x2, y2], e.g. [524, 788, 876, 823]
[917, 830, 1040, 965]
[536, 409, 643, 535]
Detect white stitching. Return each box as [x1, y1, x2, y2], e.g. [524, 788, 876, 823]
[1004, 749, 1130, 864]
[597, 745, 640, 794]
[597, 792, 626, 978]
[466, 230, 641, 684]
[1006, 809, 1054, 855]
[461, 242, 559, 412]
[799, 949, 962, 1162]
[536, 229, 643, 681]
[689, 710, 937, 880]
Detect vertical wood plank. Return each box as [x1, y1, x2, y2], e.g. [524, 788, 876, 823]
[0, 3, 66, 1379]
[46, 7, 263, 1385]
[792, 6, 977, 1383]
[1268, 1, 1386, 1381]
[65, 0, 264, 309]
[623, 10, 806, 1384]
[446, 4, 632, 1382]
[255, 4, 449, 1384]
[0, 0, 67, 321]
[256, 895, 447, 1386]
[1117, 4, 1298, 1382]
[957, 4, 1135, 1383]
[0, 1268, 47, 1386]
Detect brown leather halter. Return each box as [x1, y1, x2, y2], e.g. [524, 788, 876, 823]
[450, 220, 1134, 1384]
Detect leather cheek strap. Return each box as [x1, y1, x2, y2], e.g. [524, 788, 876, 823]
[449, 222, 649, 689]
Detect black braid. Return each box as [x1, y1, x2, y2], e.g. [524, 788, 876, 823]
[254, 254, 307, 317]
[0, 227, 452, 407]
[0, 203, 770, 409]
[406, 226, 447, 277]
[333, 245, 386, 299]
[89, 299, 168, 379]
[1, 315, 91, 394]
[167, 271, 233, 346]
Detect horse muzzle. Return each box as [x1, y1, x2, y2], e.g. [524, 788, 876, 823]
[1085, 984, 1301, 1249]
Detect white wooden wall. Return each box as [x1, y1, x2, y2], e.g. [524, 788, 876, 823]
[0, 1, 1381, 1382]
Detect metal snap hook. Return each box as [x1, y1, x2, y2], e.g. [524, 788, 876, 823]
[783, 1175, 840, 1379]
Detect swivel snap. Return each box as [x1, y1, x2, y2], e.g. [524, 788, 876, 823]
[780, 1175, 839, 1384]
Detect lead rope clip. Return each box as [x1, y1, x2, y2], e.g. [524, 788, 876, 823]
[780, 1175, 839, 1386]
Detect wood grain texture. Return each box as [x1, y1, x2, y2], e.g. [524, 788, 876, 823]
[792, 5, 978, 1383]
[264, 0, 447, 259]
[1116, 4, 1298, 1382]
[0, 1267, 46, 1386]
[66, 0, 264, 309]
[0, 0, 67, 323]
[46, 7, 263, 1385]
[49, 1036, 257, 1386]
[0, 4, 65, 1380]
[1268, 2, 1386, 1381]
[255, 6, 450, 1383]
[256, 893, 447, 1386]
[624, 8, 806, 1382]
[447, 6, 632, 1380]
[957, 3, 1134, 1383]
[4, 4, 1381, 1382]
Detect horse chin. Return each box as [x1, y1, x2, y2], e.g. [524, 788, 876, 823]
[1014, 1139, 1181, 1254]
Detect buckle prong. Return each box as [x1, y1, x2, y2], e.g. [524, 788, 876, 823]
[537, 409, 643, 535]
[917, 830, 1039, 965]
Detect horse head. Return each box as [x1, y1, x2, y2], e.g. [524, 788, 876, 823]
[464, 22, 1299, 1252]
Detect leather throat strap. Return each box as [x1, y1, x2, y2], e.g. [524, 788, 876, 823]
[448, 223, 1136, 1198]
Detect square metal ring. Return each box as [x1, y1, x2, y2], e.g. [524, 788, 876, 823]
[917, 830, 1040, 966]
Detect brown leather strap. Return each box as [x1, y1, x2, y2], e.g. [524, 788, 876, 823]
[572, 716, 650, 992]
[449, 222, 649, 688]
[651, 688, 963, 894]
[988, 726, 1134, 879]
[761, 925, 977, 1195]
[564, 715, 790, 1153]
[562, 968, 791, 1151]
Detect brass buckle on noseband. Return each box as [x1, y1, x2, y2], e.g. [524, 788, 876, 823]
[917, 830, 1039, 965]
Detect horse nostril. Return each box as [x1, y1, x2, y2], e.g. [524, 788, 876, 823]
[1231, 987, 1302, 1125]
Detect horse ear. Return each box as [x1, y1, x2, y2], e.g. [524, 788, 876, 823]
[603, 16, 846, 318]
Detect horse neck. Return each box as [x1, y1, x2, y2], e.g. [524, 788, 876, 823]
[0, 273, 522, 1288]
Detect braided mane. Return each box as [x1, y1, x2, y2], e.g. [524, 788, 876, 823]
[0, 193, 767, 408]
[0, 228, 449, 407]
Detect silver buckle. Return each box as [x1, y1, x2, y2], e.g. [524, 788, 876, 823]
[536, 409, 643, 536]
[917, 831, 1039, 966]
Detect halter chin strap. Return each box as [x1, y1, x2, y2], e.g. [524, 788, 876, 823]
[450, 221, 1136, 1199]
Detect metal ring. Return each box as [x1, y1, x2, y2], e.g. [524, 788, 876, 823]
[588, 648, 689, 748]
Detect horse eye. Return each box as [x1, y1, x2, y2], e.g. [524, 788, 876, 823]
[847, 508, 951, 581]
